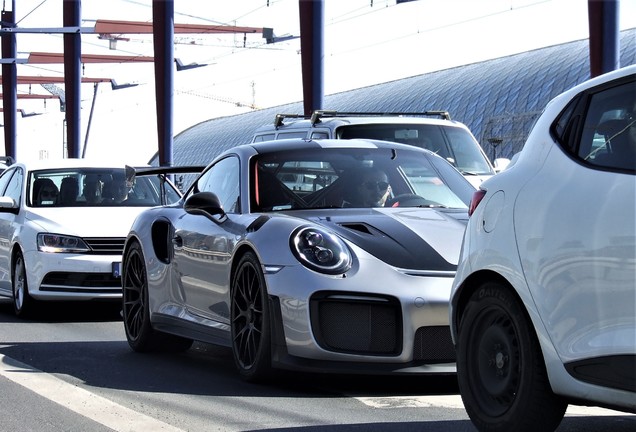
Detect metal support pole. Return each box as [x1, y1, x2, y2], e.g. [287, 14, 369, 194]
[153, 0, 174, 167]
[63, 0, 82, 158]
[1, 3, 17, 160]
[299, 0, 324, 116]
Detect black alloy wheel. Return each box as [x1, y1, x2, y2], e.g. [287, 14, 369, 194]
[231, 252, 272, 382]
[122, 241, 192, 352]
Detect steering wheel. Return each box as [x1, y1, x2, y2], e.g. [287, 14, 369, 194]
[385, 193, 434, 207]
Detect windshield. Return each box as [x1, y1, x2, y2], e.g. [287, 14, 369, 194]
[337, 124, 494, 175]
[29, 167, 181, 208]
[252, 147, 473, 212]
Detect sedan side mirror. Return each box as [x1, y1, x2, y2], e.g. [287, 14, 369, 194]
[0, 196, 18, 214]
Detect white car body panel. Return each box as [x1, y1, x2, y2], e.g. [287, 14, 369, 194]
[451, 65, 636, 415]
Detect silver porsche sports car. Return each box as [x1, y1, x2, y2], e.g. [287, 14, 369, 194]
[122, 138, 475, 381]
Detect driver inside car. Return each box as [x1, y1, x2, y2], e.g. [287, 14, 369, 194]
[343, 167, 391, 207]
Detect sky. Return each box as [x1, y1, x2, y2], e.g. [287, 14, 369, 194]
[4, 0, 636, 164]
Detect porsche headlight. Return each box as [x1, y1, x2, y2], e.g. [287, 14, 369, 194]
[291, 226, 351, 274]
[37, 233, 90, 253]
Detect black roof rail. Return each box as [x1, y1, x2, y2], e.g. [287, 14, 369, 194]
[273, 113, 309, 128]
[272, 110, 452, 128]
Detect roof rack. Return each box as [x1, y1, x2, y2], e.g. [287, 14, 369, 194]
[273, 110, 451, 128]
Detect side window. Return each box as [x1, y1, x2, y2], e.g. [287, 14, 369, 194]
[579, 80, 636, 171]
[195, 156, 240, 213]
[277, 131, 308, 140]
[0, 168, 16, 196]
[253, 133, 275, 142]
[4, 168, 23, 205]
[310, 131, 329, 139]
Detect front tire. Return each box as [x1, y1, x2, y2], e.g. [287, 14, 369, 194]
[122, 241, 192, 352]
[457, 281, 567, 432]
[13, 251, 36, 318]
[231, 252, 272, 382]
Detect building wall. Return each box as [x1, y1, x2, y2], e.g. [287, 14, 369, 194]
[157, 28, 636, 167]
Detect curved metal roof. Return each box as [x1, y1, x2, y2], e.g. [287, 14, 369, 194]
[161, 28, 635, 167]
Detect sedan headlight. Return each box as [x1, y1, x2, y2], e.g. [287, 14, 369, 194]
[291, 226, 351, 274]
[37, 233, 90, 253]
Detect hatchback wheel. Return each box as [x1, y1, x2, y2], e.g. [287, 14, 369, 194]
[122, 241, 192, 352]
[231, 252, 272, 382]
[457, 282, 567, 432]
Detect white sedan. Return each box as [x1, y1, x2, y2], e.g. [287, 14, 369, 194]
[450, 64, 635, 432]
[0, 159, 182, 318]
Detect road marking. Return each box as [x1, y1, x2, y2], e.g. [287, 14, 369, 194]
[0, 354, 186, 432]
[356, 394, 636, 418]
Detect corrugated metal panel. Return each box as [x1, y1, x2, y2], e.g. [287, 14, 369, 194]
[162, 28, 635, 167]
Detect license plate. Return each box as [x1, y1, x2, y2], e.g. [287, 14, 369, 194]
[112, 262, 121, 278]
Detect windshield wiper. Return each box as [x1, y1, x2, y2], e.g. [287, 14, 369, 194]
[459, 170, 480, 176]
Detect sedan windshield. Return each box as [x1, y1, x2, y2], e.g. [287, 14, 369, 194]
[252, 147, 473, 212]
[29, 168, 181, 207]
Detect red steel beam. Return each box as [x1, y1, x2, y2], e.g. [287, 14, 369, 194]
[94, 19, 265, 35]
[0, 76, 112, 84]
[27, 52, 154, 63]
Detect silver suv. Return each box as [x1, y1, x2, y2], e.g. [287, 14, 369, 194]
[252, 111, 506, 188]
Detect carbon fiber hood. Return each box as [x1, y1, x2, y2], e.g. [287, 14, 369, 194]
[292, 207, 467, 271]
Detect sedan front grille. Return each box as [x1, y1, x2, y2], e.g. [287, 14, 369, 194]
[83, 237, 126, 255]
[41, 272, 121, 292]
[310, 292, 402, 356]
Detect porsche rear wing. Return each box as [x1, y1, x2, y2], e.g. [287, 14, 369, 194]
[127, 165, 206, 204]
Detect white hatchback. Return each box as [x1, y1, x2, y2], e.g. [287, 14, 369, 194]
[450, 65, 636, 432]
[0, 159, 182, 318]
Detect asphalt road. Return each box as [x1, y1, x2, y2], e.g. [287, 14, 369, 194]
[0, 298, 633, 432]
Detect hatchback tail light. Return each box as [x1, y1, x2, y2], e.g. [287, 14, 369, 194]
[468, 189, 487, 216]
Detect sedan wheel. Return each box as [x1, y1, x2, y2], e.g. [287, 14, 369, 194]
[457, 282, 567, 432]
[13, 252, 36, 318]
[122, 241, 192, 352]
[231, 252, 272, 381]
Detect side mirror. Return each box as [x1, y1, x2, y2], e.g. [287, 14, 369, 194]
[184, 192, 225, 218]
[0, 196, 18, 213]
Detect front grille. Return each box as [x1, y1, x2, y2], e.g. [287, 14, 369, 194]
[83, 237, 126, 254]
[41, 272, 121, 291]
[310, 292, 402, 356]
[413, 326, 456, 363]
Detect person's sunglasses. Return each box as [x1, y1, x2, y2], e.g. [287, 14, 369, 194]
[363, 181, 389, 191]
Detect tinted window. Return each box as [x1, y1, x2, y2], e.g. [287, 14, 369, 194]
[580, 80, 636, 171]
